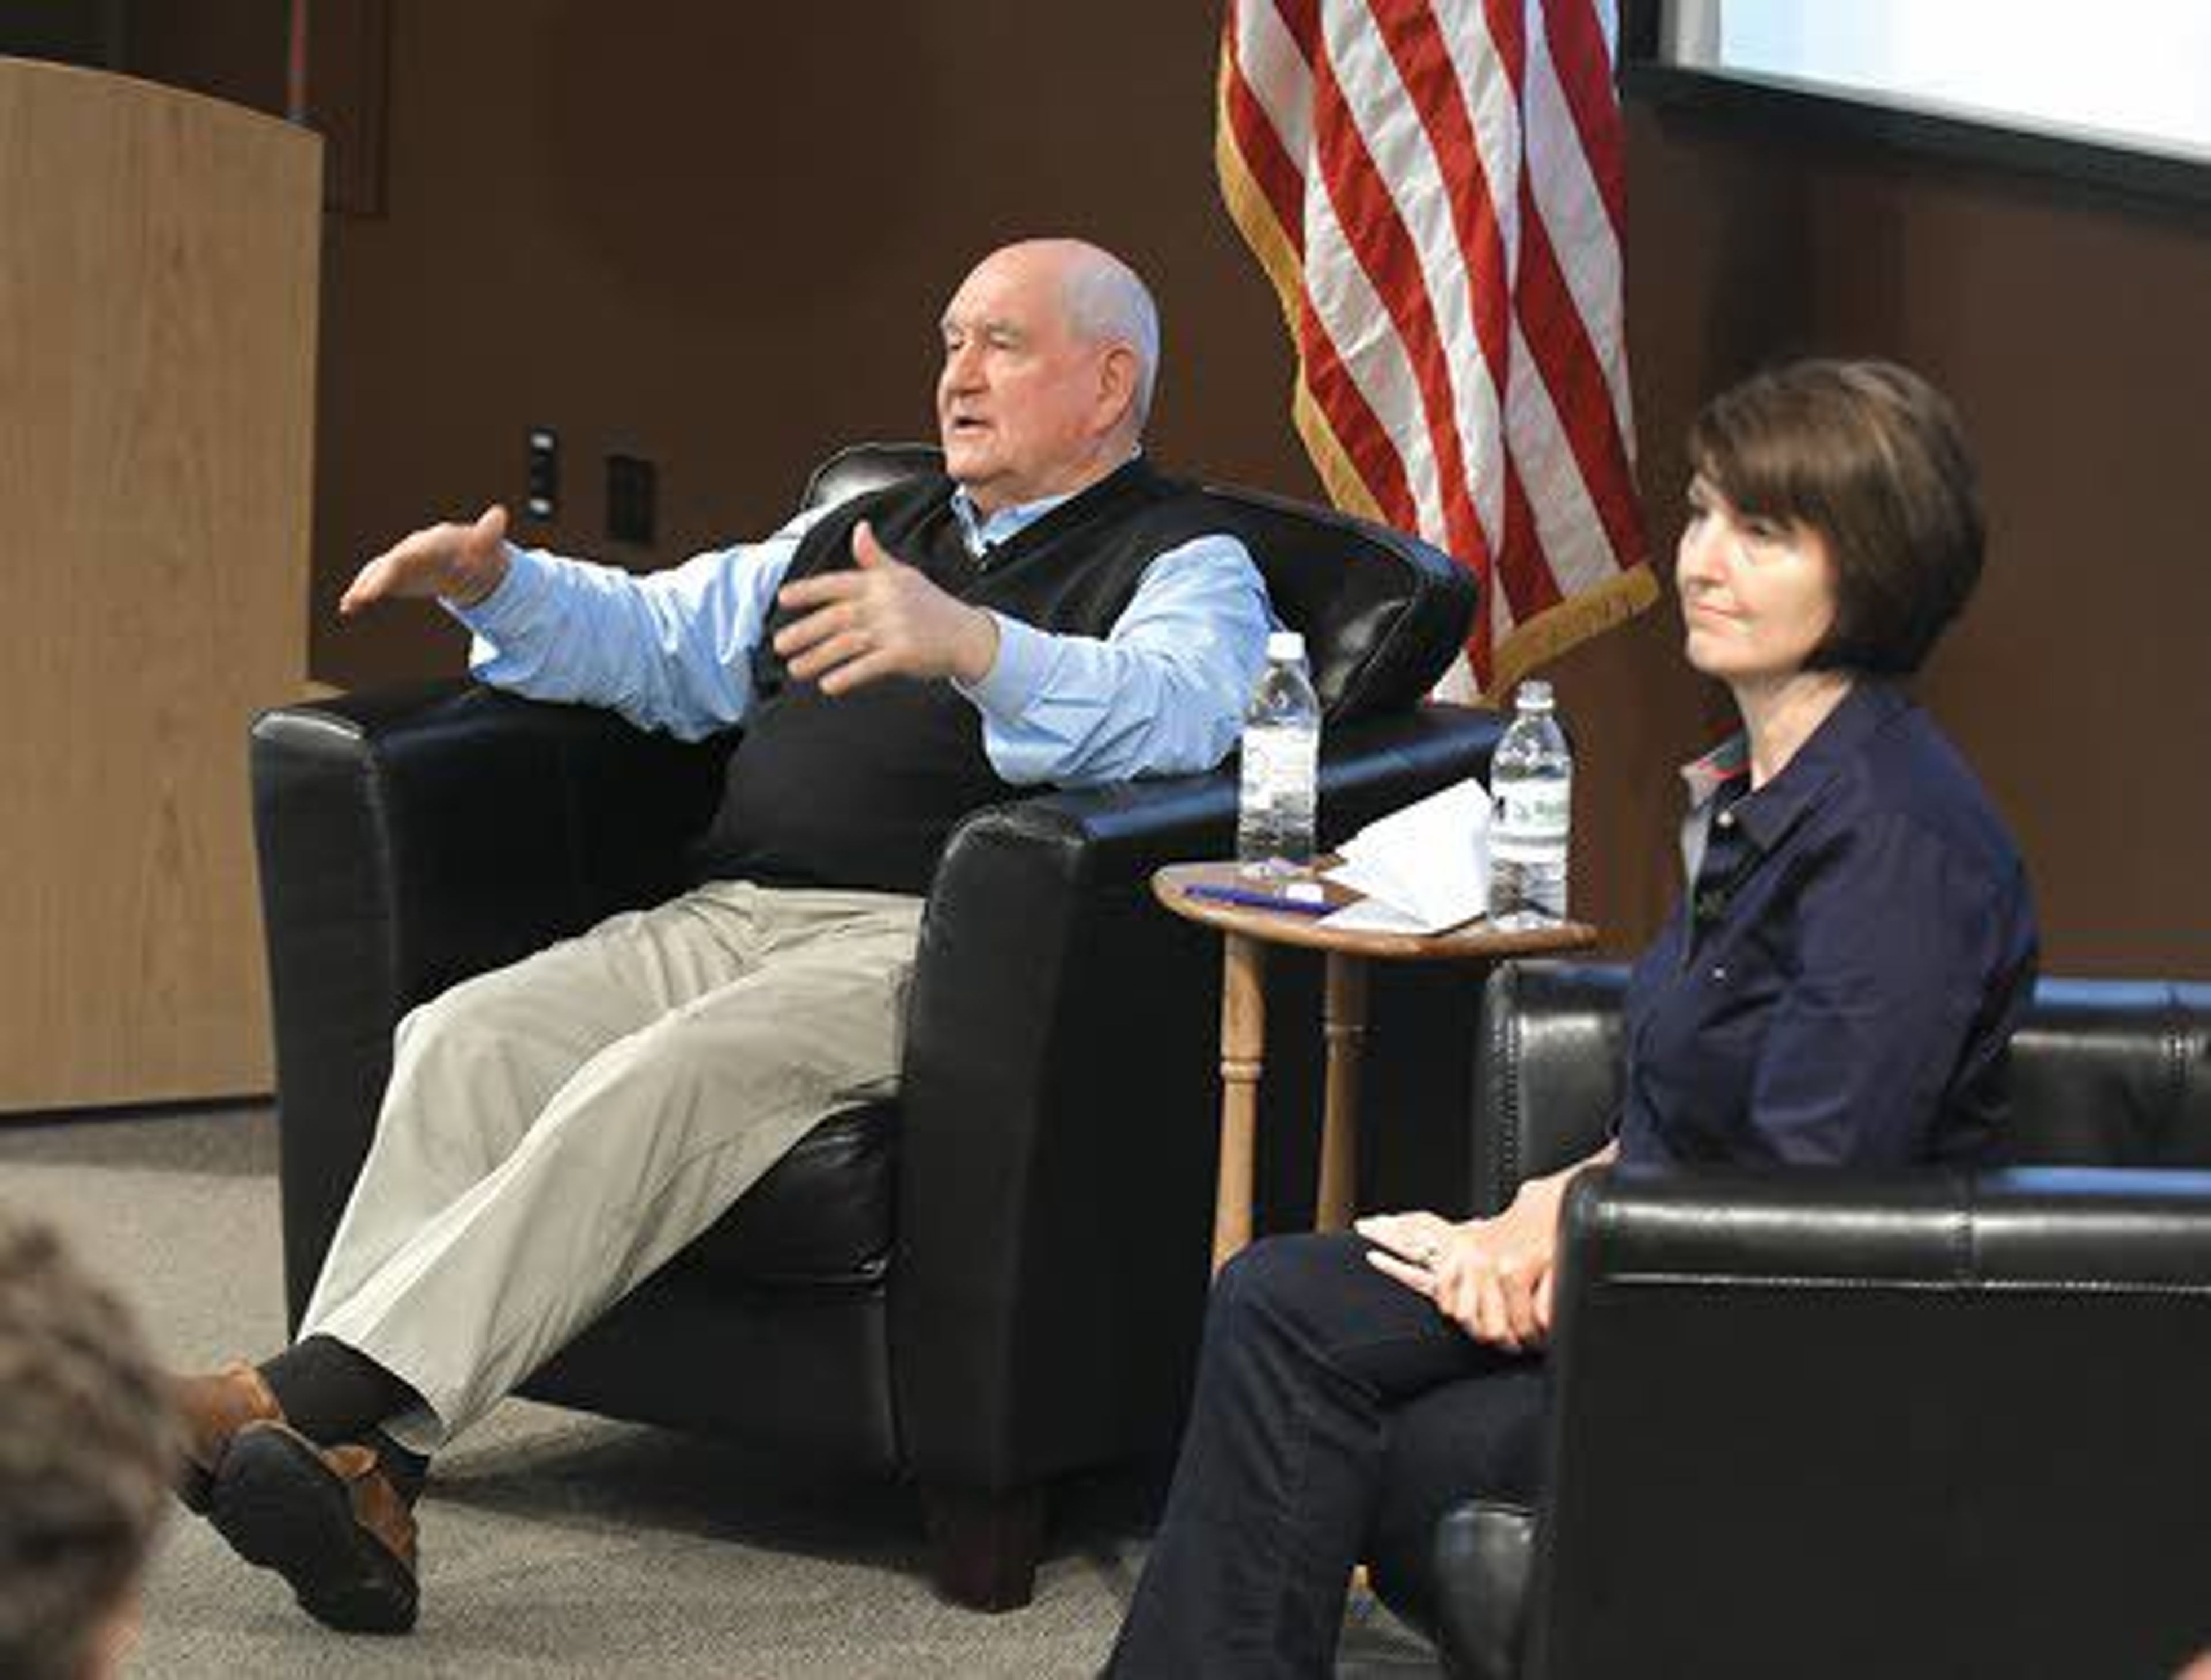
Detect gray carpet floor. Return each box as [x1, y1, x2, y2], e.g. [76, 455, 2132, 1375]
[0, 1105, 1439, 1677]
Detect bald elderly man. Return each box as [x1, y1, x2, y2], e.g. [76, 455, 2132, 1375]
[175, 238, 1273, 1632]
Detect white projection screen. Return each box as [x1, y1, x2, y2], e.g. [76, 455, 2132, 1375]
[1649, 1, 2211, 180]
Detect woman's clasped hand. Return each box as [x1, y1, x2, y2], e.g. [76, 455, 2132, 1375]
[1354, 1153, 1604, 1352]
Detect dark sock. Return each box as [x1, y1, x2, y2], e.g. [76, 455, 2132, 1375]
[367, 1429, 431, 1504]
[258, 1335, 423, 1446]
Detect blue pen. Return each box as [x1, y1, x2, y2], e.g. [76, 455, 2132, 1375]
[1184, 881, 1335, 917]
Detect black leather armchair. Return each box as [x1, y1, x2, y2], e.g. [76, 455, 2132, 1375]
[1371, 961, 2211, 1679]
[249, 444, 1499, 1609]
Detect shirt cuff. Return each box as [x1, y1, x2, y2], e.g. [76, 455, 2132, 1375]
[955, 610, 1049, 721]
[442, 542, 550, 637]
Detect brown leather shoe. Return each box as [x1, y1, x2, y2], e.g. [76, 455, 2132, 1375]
[170, 1362, 284, 1514]
[209, 1420, 420, 1634]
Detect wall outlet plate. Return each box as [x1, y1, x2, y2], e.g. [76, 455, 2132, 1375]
[526, 427, 559, 518]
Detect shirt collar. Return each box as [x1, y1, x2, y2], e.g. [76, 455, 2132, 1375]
[1710, 680, 1912, 856]
[949, 486, 1075, 558]
[948, 448, 1149, 559]
[1676, 733, 1750, 887]
[1678, 732, 1750, 814]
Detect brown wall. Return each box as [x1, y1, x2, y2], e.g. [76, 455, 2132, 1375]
[288, 6, 2208, 978]
[122, 0, 288, 113]
[307, 2, 1319, 687]
[1588, 98, 2211, 978]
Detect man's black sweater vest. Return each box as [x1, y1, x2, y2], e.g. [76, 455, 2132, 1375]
[689, 457, 1230, 895]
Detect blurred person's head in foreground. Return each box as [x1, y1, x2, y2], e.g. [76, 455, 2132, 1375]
[0, 1210, 178, 1680]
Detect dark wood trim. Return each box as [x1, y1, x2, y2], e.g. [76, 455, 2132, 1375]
[297, 0, 388, 216]
[921, 1483, 1046, 1611]
[1618, 60, 2211, 221]
[1617, 0, 1661, 69]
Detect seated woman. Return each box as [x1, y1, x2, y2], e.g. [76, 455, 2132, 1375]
[1106, 359, 2039, 1678]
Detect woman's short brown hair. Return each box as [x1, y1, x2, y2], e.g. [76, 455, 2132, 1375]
[1686, 359, 1985, 676]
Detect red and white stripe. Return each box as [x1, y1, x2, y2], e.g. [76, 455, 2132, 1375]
[1218, 0, 1654, 695]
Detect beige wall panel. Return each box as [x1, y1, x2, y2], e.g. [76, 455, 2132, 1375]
[0, 58, 320, 1108]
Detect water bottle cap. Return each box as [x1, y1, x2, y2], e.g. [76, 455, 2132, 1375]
[1515, 679, 1555, 711]
[1267, 630, 1307, 662]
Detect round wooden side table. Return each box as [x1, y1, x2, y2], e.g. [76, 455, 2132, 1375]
[1153, 861, 1597, 1272]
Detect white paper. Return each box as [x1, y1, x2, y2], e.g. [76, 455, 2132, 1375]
[1320, 777, 1492, 935]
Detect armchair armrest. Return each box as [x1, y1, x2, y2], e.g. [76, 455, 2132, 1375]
[1422, 1164, 2211, 1679]
[1562, 1160, 2211, 1287]
[1501, 1161, 2211, 1679]
[891, 703, 1506, 1492]
[249, 679, 728, 1318]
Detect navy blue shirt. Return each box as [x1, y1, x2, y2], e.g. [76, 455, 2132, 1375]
[1617, 682, 2038, 1169]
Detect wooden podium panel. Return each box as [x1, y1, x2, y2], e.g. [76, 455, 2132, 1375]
[0, 58, 320, 1109]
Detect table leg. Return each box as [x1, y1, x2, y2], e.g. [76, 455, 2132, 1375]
[1213, 932, 1265, 1274]
[1316, 953, 1369, 1232]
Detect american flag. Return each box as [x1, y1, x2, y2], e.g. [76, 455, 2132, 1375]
[1217, 0, 1654, 696]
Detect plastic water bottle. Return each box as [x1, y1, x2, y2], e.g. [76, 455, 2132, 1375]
[1237, 630, 1321, 878]
[1487, 679, 1572, 926]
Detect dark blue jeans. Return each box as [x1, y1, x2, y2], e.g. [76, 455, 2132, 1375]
[1110, 1232, 1548, 1679]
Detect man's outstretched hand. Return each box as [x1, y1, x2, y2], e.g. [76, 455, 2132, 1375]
[773, 520, 1000, 695]
[339, 504, 512, 616]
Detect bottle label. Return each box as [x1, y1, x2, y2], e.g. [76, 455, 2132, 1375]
[1241, 729, 1318, 803]
[1491, 779, 1570, 864]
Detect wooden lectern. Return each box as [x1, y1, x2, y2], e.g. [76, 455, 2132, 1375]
[0, 58, 320, 1111]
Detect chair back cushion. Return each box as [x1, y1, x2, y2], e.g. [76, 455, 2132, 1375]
[1470, 963, 1631, 1211]
[1196, 482, 1473, 722]
[2004, 978, 2211, 1166]
[1473, 963, 2211, 1207]
[792, 444, 1476, 724]
[801, 441, 945, 512]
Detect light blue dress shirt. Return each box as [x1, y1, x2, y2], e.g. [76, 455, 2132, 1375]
[449, 477, 1274, 788]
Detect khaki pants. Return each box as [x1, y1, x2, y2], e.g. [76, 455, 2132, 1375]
[299, 881, 925, 1453]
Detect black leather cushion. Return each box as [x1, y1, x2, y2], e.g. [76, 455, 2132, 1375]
[801, 441, 945, 512]
[1430, 1502, 1536, 1680]
[1468, 963, 1628, 1213]
[1195, 483, 1473, 724]
[678, 1102, 897, 1283]
[1469, 966, 2211, 1204]
[2005, 979, 2211, 1166]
